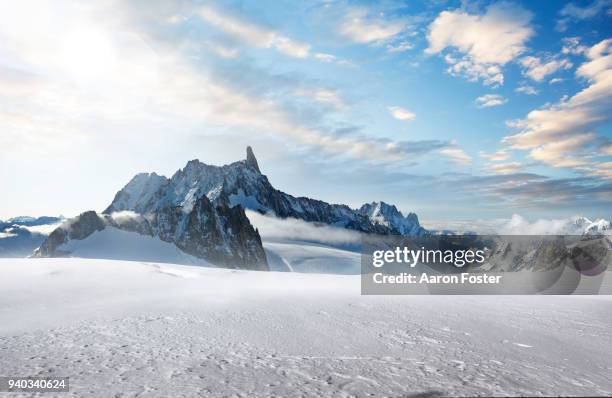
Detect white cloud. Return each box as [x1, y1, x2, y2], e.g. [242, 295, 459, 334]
[21, 222, 63, 235]
[519, 55, 572, 82]
[339, 8, 405, 44]
[503, 39, 612, 173]
[439, 147, 472, 165]
[447, 57, 504, 86]
[487, 162, 523, 174]
[549, 78, 564, 84]
[528, 134, 595, 169]
[198, 5, 310, 58]
[110, 210, 143, 224]
[479, 150, 510, 161]
[295, 88, 346, 110]
[475, 94, 508, 108]
[313, 52, 352, 67]
[388, 106, 416, 121]
[562, 37, 588, 55]
[245, 210, 361, 245]
[515, 85, 539, 95]
[314, 53, 336, 62]
[0, 0, 445, 167]
[426, 2, 533, 86]
[386, 41, 413, 53]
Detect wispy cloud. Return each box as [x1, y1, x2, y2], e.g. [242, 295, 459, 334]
[515, 85, 539, 95]
[479, 150, 510, 161]
[314, 53, 336, 62]
[339, 8, 405, 45]
[439, 147, 472, 165]
[519, 55, 572, 82]
[295, 88, 346, 110]
[198, 5, 311, 58]
[562, 37, 588, 55]
[386, 41, 413, 53]
[557, 0, 612, 31]
[0, 0, 449, 168]
[487, 162, 523, 174]
[446, 172, 612, 212]
[246, 210, 361, 245]
[388, 106, 416, 121]
[475, 94, 507, 108]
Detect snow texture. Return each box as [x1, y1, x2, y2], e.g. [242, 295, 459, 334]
[1, 258, 611, 397]
[59, 227, 211, 266]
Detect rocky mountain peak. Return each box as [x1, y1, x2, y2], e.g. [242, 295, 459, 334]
[246, 146, 260, 173]
[358, 201, 426, 236]
[405, 212, 419, 225]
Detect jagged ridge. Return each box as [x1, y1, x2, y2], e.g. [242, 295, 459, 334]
[37, 147, 427, 269]
[106, 147, 427, 237]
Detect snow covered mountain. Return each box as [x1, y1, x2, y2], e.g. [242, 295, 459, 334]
[32, 146, 427, 269]
[105, 146, 428, 237]
[575, 217, 611, 235]
[515, 216, 612, 236]
[36, 200, 267, 270]
[358, 201, 426, 236]
[0, 216, 62, 257]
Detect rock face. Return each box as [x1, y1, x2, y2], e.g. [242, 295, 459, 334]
[34, 205, 267, 270]
[105, 147, 427, 237]
[245, 146, 260, 173]
[358, 202, 426, 236]
[37, 146, 427, 268]
[35, 211, 105, 258]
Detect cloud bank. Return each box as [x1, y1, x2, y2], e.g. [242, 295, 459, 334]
[246, 210, 361, 246]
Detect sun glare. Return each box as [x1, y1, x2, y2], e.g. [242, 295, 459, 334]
[59, 27, 117, 82]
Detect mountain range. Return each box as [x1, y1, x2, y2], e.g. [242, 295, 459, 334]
[3, 147, 610, 270]
[0, 216, 62, 258]
[32, 147, 426, 269]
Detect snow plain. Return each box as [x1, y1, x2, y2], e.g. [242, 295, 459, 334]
[1, 258, 612, 397]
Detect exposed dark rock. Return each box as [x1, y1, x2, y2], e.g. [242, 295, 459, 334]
[246, 146, 260, 173]
[34, 211, 105, 258]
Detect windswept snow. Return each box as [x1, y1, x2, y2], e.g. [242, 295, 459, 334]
[59, 227, 211, 266]
[1, 258, 611, 397]
[264, 241, 360, 274]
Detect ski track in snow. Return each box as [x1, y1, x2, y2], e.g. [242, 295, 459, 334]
[1, 258, 612, 397]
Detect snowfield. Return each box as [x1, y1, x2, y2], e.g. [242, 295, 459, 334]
[1, 259, 612, 397]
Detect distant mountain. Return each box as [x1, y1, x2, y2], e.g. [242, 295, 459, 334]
[529, 216, 612, 236]
[358, 202, 426, 236]
[2, 216, 62, 227]
[0, 216, 62, 257]
[572, 217, 611, 236]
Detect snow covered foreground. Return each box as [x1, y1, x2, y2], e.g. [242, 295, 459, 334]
[1, 259, 611, 397]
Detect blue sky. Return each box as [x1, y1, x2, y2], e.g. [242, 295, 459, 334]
[0, 0, 610, 221]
